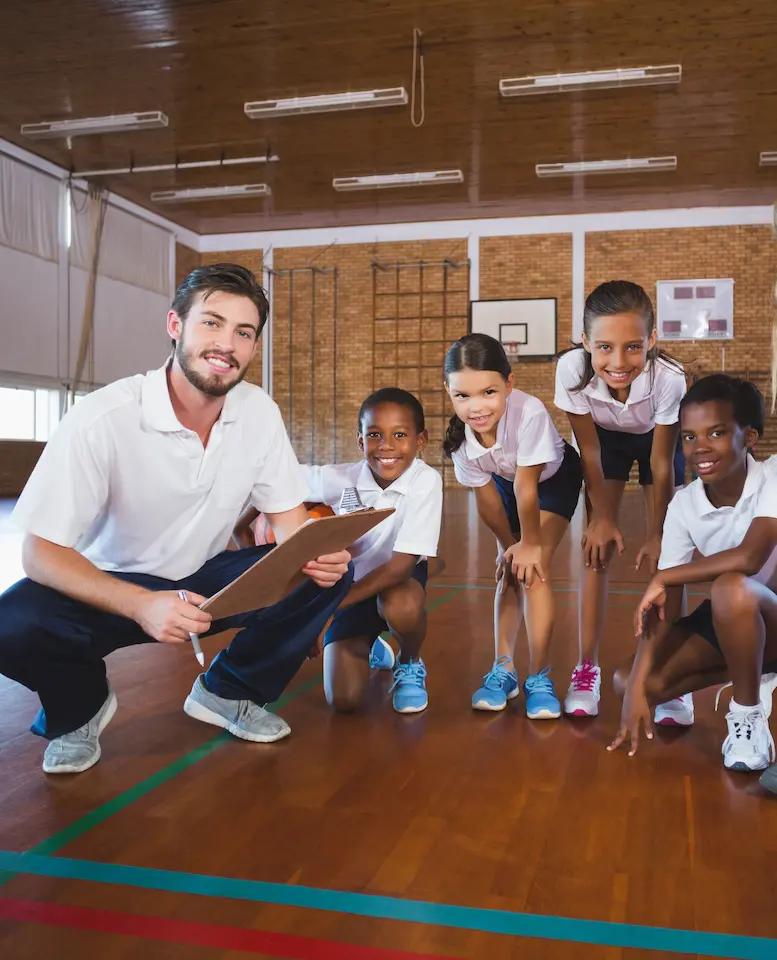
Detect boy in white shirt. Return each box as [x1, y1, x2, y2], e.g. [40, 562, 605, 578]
[608, 375, 777, 773]
[240, 388, 443, 714]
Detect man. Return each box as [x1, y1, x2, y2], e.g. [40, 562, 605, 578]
[0, 263, 352, 774]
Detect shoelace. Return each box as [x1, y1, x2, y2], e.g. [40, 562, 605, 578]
[727, 710, 761, 743]
[390, 660, 427, 691]
[524, 667, 554, 695]
[571, 660, 599, 692]
[236, 700, 267, 724]
[481, 655, 514, 690]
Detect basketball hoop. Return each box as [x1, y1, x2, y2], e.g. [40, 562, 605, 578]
[503, 341, 520, 362]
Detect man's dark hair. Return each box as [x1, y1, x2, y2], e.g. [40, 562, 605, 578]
[680, 373, 765, 437]
[358, 388, 426, 434]
[170, 263, 269, 343]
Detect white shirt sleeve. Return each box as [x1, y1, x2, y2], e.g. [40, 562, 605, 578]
[450, 446, 491, 488]
[516, 401, 562, 467]
[553, 350, 592, 416]
[393, 468, 444, 558]
[653, 361, 686, 425]
[249, 404, 308, 513]
[754, 457, 777, 520]
[11, 403, 111, 548]
[657, 493, 696, 569]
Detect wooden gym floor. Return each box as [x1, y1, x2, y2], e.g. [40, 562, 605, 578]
[0, 490, 775, 960]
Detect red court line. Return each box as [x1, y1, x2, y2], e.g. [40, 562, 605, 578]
[0, 895, 456, 960]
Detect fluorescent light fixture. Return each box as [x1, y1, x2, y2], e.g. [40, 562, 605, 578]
[245, 87, 407, 119]
[759, 151, 777, 167]
[333, 169, 463, 191]
[500, 64, 681, 97]
[150, 184, 271, 203]
[21, 111, 168, 139]
[536, 156, 677, 177]
[73, 154, 279, 178]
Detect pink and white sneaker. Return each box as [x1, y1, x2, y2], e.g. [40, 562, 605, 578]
[654, 692, 694, 726]
[563, 660, 601, 717]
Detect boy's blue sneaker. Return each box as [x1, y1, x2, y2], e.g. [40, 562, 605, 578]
[524, 668, 561, 720]
[390, 658, 428, 713]
[472, 656, 519, 711]
[369, 635, 395, 671]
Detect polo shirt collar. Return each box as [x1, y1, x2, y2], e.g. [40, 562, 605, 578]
[692, 453, 761, 515]
[462, 392, 511, 458]
[356, 458, 416, 496]
[585, 365, 651, 407]
[141, 363, 242, 432]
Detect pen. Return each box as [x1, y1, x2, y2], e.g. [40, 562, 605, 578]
[178, 589, 205, 667]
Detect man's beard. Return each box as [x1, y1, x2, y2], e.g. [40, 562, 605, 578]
[176, 340, 247, 397]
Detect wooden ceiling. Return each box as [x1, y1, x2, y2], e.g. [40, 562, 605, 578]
[2, 0, 777, 235]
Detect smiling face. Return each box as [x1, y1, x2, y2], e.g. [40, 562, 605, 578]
[680, 399, 758, 485]
[358, 401, 426, 489]
[445, 367, 512, 441]
[167, 290, 260, 397]
[582, 310, 656, 399]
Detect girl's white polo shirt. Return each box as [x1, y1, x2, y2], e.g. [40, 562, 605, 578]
[12, 365, 308, 580]
[451, 389, 565, 487]
[658, 455, 777, 569]
[302, 458, 442, 582]
[554, 350, 686, 434]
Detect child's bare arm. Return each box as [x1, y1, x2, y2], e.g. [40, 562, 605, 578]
[232, 506, 260, 549]
[338, 552, 420, 609]
[473, 482, 517, 553]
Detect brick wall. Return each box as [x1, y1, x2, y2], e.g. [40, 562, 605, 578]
[479, 234, 573, 440]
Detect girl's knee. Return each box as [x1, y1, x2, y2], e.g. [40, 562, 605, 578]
[377, 582, 425, 628]
[326, 689, 364, 713]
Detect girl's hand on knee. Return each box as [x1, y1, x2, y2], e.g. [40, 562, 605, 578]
[607, 687, 654, 757]
[635, 534, 662, 573]
[504, 542, 546, 588]
[582, 516, 624, 571]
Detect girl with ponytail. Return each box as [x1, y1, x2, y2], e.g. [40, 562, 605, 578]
[444, 333, 583, 718]
[554, 279, 690, 723]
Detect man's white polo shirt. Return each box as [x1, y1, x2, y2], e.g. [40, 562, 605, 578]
[658, 454, 777, 569]
[302, 458, 442, 581]
[451, 389, 565, 487]
[13, 365, 307, 579]
[554, 350, 685, 434]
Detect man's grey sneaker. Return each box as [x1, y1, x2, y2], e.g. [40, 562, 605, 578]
[183, 675, 291, 743]
[42, 690, 118, 775]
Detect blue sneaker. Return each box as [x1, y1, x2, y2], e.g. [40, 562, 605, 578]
[524, 668, 561, 719]
[369, 635, 395, 671]
[472, 656, 519, 711]
[390, 659, 428, 713]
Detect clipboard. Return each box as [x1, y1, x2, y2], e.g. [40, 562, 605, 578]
[202, 508, 394, 619]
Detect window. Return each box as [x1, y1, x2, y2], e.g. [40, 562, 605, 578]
[0, 384, 63, 441]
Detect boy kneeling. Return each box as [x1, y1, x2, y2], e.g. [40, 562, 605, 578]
[609, 374, 777, 772]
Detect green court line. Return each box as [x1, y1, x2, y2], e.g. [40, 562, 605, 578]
[0, 850, 774, 960]
[19, 586, 464, 858]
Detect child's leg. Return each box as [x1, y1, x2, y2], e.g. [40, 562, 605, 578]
[524, 511, 569, 673]
[578, 480, 626, 663]
[377, 578, 426, 662]
[711, 574, 777, 706]
[493, 565, 522, 668]
[323, 636, 371, 712]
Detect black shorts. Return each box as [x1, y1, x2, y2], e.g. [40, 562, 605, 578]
[324, 561, 428, 646]
[676, 599, 719, 650]
[491, 441, 583, 535]
[595, 425, 684, 486]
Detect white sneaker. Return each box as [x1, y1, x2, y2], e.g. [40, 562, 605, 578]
[42, 690, 118, 774]
[654, 692, 694, 726]
[563, 660, 601, 717]
[722, 706, 775, 771]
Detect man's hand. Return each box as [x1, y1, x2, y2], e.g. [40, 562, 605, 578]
[132, 590, 212, 644]
[503, 541, 546, 588]
[634, 576, 668, 638]
[635, 534, 662, 574]
[582, 516, 625, 571]
[607, 683, 654, 757]
[303, 550, 351, 588]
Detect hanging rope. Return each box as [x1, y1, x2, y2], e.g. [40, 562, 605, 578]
[411, 28, 425, 128]
[70, 183, 108, 400]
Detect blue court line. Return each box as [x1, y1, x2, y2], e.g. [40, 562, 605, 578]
[0, 851, 773, 960]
